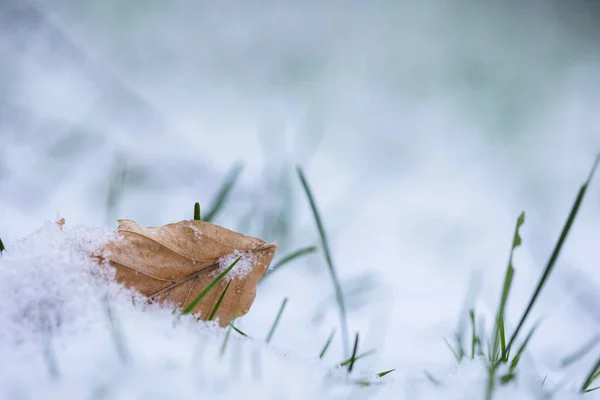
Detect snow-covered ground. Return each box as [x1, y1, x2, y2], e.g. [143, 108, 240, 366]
[1, 0, 600, 398]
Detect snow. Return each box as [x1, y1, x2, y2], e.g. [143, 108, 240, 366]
[216, 250, 257, 282]
[0, 222, 592, 399]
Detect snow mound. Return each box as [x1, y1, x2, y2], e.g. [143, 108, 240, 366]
[0, 223, 587, 399]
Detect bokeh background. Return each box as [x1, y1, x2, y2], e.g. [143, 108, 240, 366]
[1, 0, 600, 385]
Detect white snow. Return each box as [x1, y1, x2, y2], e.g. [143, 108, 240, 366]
[0, 222, 591, 399]
[216, 250, 257, 282]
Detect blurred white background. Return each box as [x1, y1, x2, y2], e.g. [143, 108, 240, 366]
[1, 0, 600, 385]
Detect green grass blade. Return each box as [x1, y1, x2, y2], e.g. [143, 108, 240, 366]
[499, 317, 507, 361]
[0, 237, 5, 253]
[297, 166, 349, 357]
[581, 353, 600, 392]
[204, 163, 243, 222]
[319, 329, 336, 359]
[339, 350, 376, 367]
[265, 297, 288, 344]
[507, 155, 600, 353]
[492, 211, 524, 362]
[208, 281, 231, 321]
[181, 256, 241, 315]
[230, 324, 248, 337]
[455, 275, 481, 362]
[560, 334, 600, 368]
[509, 320, 540, 371]
[470, 309, 478, 360]
[443, 336, 461, 363]
[194, 202, 201, 220]
[261, 246, 317, 283]
[348, 333, 359, 373]
[377, 369, 396, 378]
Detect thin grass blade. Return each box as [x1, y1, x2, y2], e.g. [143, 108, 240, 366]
[204, 163, 243, 222]
[377, 369, 396, 378]
[509, 320, 541, 371]
[348, 333, 359, 373]
[208, 281, 231, 321]
[319, 329, 336, 359]
[492, 211, 524, 362]
[297, 166, 349, 357]
[423, 370, 442, 386]
[266, 297, 288, 344]
[181, 256, 241, 315]
[581, 353, 600, 392]
[0, 237, 5, 253]
[339, 350, 376, 367]
[443, 336, 461, 363]
[470, 309, 478, 360]
[261, 246, 317, 283]
[508, 155, 600, 353]
[194, 202, 201, 220]
[230, 324, 248, 338]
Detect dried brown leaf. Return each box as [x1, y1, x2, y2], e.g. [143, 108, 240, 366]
[96, 219, 277, 326]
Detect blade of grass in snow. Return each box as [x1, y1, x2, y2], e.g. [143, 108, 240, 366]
[230, 324, 248, 338]
[493, 211, 524, 362]
[204, 163, 243, 223]
[424, 370, 443, 386]
[454, 274, 481, 362]
[560, 334, 600, 368]
[508, 320, 540, 373]
[443, 336, 461, 363]
[221, 306, 240, 356]
[319, 329, 336, 359]
[0, 237, 5, 253]
[486, 212, 524, 400]
[376, 369, 396, 378]
[297, 166, 349, 357]
[339, 350, 376, 367]
[507, 155, 600, 353]
[348, 333, 359, 373]
[265, 297, 288, 344]
[581, 354, 600, 393]
[181, 256, 241, 315]
[194, 202, 201, 220]
[208, 281, 231, 321]
[470, 309, 480, 360]
[261, 246, 317, 283]
[103, 296, 130, 365]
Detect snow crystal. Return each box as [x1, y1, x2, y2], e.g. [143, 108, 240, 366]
[215, 250, 256, 282]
